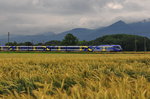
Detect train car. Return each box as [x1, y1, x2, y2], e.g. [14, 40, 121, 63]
[0, 45, 122, 52]
[92, 45, 122, 52]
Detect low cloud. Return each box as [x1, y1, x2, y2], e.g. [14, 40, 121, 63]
[107, 2, 123, 9]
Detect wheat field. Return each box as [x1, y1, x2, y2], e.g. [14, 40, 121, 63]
[0, 53, 150, 99]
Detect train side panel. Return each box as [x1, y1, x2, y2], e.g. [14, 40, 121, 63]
[0, 45, 122, 52]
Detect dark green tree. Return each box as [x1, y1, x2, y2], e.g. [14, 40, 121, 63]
[36, 43, 43, 46]
[23, 42, 33, 46]
[62, 33, 78, 45]
[45, 40, 61, 46]
[5, 41, 18, 46]
[78, 40, 88, 45]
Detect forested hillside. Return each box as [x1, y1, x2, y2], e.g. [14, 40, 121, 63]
[88, 34, 150, 51]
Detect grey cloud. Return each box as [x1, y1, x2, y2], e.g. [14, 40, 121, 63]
[39, 0, 96, 15]
[0, 0, 150, 35]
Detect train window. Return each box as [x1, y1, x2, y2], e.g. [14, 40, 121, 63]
[60, 47, 67, 49]
[12, 46, 16, 48]
[36, 47, 44, 49]
[18, 47, 33, 49]
[82, 47, 87, 49]
[106, 47, 112, 49]
[95, 47, 100, 49]
[113, 46, 121, 49]
[19, 47, 27, 49]
[50, 47, 59, 49]
[67, 47, 80, 49]
[3, 47, 9, 49]
[28, 47, 34, 49]
[9, 46, 16, 50]
[28, 47, 32, 49]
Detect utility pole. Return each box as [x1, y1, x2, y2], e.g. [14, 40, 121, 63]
[144, 37, 147, 52]
[8, 32, 10, 46]
[32, 40, 34, 46]
[134, 36, 137, 51]
[42, 40, 45, 46]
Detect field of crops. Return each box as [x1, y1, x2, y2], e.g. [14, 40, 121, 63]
[0, 53, 150, 99]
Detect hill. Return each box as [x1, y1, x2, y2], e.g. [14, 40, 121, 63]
[88, 34, 150, 51]
[52, 20, 150, 41]
[1, 20, 150, 43]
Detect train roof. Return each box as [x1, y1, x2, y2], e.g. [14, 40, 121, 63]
[98, 45, 121, 46]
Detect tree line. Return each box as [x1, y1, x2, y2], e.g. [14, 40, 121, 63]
[5, 33, 150, 51]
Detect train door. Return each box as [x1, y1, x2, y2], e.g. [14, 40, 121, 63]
[93, 46, 100, 51]
[102, 47, 106, 51]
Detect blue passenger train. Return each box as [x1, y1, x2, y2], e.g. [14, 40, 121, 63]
[0, 45, 122, 52]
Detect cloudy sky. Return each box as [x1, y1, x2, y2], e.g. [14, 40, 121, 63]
[0, 0, 150, 35]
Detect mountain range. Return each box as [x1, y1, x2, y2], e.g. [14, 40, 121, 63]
[1, 20, 150, 44]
